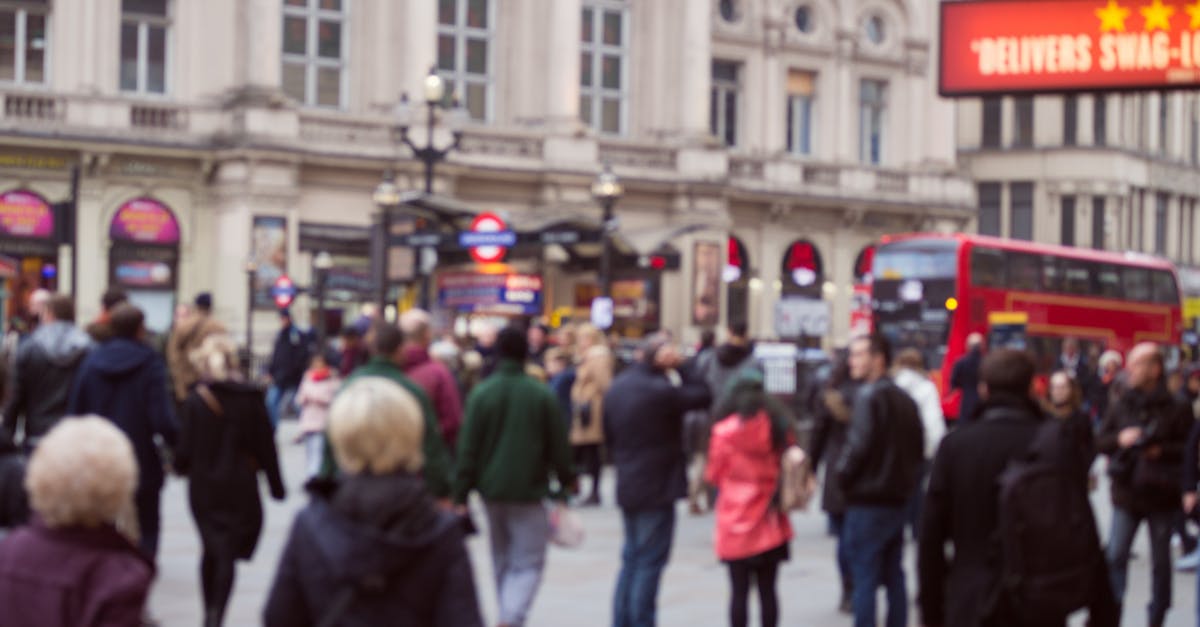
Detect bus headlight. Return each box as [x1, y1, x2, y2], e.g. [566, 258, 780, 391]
[945, 297, 958, 311]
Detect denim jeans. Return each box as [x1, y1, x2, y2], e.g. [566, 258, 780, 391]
[265, 385, 296, 430]
[844, 504, 908, 627]
[829, 512, 852, 593]
[613, 506, 677, 627]
[483, 501, 550, 626]
[1106, 506, 1174, 625]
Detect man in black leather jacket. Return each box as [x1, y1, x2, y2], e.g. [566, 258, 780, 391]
[835, 332, 923, 627]
[1, 294, 92, 450]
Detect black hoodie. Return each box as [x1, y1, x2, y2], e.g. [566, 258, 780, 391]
[702, 341, 755, 413]
[264, 473, 483, 627]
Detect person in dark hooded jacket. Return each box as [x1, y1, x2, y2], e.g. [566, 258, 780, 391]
[264, 377, 482, 627]
[2, 294, 92, 450]
[702, 323, 755, 412]
[808, 355, 859, 614]
[68, 303, 178, 562]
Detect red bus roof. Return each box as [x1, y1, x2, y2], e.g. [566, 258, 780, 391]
[878, 232, 1177, 271]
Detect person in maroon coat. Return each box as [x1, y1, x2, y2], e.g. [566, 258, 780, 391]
[0, 416, 154, 627]
[399, 309, 463, 450]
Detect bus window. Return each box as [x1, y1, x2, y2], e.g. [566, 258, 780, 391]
[1122, 267, 1151, 301]
[1152, 270, 1179, 304]
[1094, 263, 1122, 298]
[1008, 252, 1042, 291]
[1062, 260, 1091, 295]
[874, 245, 958, 279]
[1041, 256, 1063, 293]
[970, 247, 1005, 287]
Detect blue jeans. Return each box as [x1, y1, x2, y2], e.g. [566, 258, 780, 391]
[613, 506, 676, 627]
[844, 504, 908, 627]
[483, 501, 550, 626]
[829, 513, 852, 593]
[1106, 506, 1173, 625]
[265, 385, 296, 430]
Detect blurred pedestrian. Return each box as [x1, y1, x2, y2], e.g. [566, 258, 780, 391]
[892, 348, 945, 540]
[400, 309, 464, 451]
[68, 304, 177, 562]
[175, 335, 285, 627]
[0, 416, 154, 626]
[701, 323, 755, 412]
[295, 351, 340, 479]
[918, 350, 1115, 627]
[809, 355, 858, 613]
[84, 287, 128, 344]
[684, 329, 716, 514]
[2, 294, 93, 451]
[0, 430, 28, 533]
[570, 323, 613, 506]
[528, 323, 550, 367]
[166, 292, 227, 404]
[706, 370, 793, 627]
[1046, 370, 1097, 465]
[605, 333, 711, 627]
[264, 378, 483, 627]
[545, 347, 575, 432]
[265, 309, 310, 429]
[340, 322, 453, 499]
[1096, 350, 1124, 421]
[454, 326, 576, 627]
[835, 332, 923, 627]
[336, 326, 368, 377]
[949, 332, 984, 421]
[1097, 342, 1191, 627]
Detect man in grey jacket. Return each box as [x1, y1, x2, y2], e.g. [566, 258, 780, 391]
[2, 294, 92, 450]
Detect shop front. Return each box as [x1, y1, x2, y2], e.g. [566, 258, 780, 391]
[108, 197, 181, 333]
[0, 189, 59, 326]
[299, 221, 375, 335]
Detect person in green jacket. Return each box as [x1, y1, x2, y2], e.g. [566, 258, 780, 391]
[338, 321, 454, 499]
[454, 326, 576, 627]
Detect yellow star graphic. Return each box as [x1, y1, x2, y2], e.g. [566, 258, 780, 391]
[1186, 0, 1200, 28]
[1096, 0, 1132, 31]
[1140, 0, 1175, 31]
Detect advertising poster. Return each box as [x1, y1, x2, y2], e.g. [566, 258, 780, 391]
[109, 198, 180, 244]
[0, 190, 53, 239]
[692, 241, 721, 326]
[252, 216, 288, 310]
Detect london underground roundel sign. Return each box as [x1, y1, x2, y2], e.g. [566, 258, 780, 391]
[271, 275, 298, 309]
[467, 212, 510, 264]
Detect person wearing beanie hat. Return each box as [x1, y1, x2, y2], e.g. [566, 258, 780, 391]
[167, 292, 227, 403]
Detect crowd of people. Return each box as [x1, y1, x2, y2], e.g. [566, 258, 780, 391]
[2, 285, 1200, 627]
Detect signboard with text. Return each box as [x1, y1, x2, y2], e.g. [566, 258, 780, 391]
[941, 0, 1200, 95]
[0, 190, 53, 239]
[110, 198, 180, 245]
[438, 272, 543, 315]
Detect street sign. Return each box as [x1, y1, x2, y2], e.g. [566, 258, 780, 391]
[940, 0, 1200, 96]
[271, 275, 298, 309]
[465, 212, 512, 264]
[774, 298, 830, 338]
[591, 297, 614, 329]
[400, 233, 444, 248]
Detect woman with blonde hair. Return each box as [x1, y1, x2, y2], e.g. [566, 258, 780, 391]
[264, 377, 483, 626]
[176, 334, 285, 627]
[0, 416, 154, 626]
[570, 322, 614, 505]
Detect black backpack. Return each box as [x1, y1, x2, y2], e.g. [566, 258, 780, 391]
[986, 419, 1105, 625]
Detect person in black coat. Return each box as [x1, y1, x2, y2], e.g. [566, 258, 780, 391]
[949, 333, 984, 421]
[918, 350, 1116, 627]
[264, 377, 482, 627]
[175, 334, 286, 627]
[808, 356, 859, 613]
[266, 309, 311, 428]
[67, 303, 178, 561]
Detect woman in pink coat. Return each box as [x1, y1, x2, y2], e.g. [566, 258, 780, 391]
[705, 371, 793, 627]
[295, 352, 340, 479]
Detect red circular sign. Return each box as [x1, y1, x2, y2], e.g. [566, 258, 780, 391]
[469, 212, 508, 264]
[272, 275, 297, 309]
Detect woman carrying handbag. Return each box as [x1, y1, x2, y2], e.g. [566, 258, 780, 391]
[706, 369, 794, 627]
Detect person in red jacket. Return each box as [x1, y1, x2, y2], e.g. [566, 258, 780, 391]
[399, 309, 463, 451]
[706, 370, 793, 627]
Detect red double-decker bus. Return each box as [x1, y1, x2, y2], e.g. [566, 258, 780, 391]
[871, 233, 1183, 419]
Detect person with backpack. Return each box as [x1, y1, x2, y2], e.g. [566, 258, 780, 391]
[705, 370, 793, 627]
[917, 349, 1116, 627]
[1097, 342, 1192, 627]
[834, 332, 923, 627]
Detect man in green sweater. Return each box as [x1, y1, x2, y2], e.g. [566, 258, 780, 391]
[341, 321, 453, 498]
[454, 326, 576, 627]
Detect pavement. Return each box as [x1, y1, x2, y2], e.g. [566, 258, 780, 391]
[150, 420, 1199, 626]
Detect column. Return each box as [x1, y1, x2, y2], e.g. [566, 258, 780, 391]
[539, 0, 581, 131]
[675, 0, 712, 142]
[397, 0, 437, 101]
[241, 0, 282, 92]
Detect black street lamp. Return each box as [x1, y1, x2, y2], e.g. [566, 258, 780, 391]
[591, 163, 624, 299]
[244, 259, 257, 379]
[313, 250, 333, 352]
[372, 173, 402, 315]
[398, 69, 464, 194]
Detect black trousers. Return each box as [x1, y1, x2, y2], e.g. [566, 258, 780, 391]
[727, 556, 781, 627]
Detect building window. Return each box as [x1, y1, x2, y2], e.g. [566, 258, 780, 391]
[580, 2, 627, 135]
[718, 0, 739, 22]
[981, 96, 1001, 148]
[1159, 92, 1169, 155]
[1061, 196, 1076, 247]
[786, 70, 814, 156]
[1013, 95, 1033, 147]
[282, 0, 345, 108]
[710, 60, 739, 147]
[794, 5, 812, 33]
[1063, 94, 1077, 146]
[1191, 107, 1198, 164]
[1010, 182, 1034, 241]
[864, 14, 885, 45]
[859, 79, 886, 165]
[437, 0, 490, 120]
[120, 0, 168, 95]
[1156, 192, 1168, 255]
[978, 182, 1001, 237]
[1094, 94, 1107, 146]
[1092, 197, 1106, 250]
[0, 0, 47, 85]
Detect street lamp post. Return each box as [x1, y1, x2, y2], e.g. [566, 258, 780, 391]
[314, 251, 334, 353]
[372, 173, 402, 315]
[245, 260, 257, 379]
[591, 164, 624, 299]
